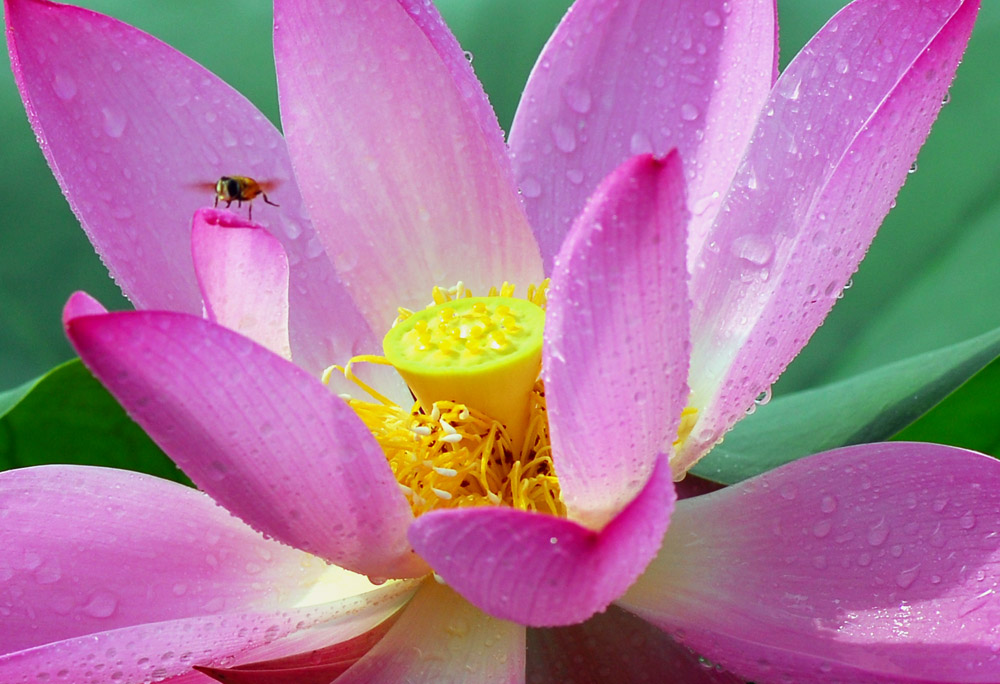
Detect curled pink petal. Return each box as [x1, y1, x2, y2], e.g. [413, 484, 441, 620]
[194, 610, 400, 683]
[545, 153, 689, 527]
[681, 0, 980, 471]
[620, 442, 1000, 682]
[64, 304, 427, 580]
[274, 0, 543, 332]
[0, 584, 412, 684]
[192, 208, 292, 359]
[0, 465, 324, 653]
[409, 455, 674, 627]
[5, 0, 373, 375]
[509, 0, 776, 269]
[337, 580, 525, 684]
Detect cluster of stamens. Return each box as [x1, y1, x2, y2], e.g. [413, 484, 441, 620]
[342, 385, 563, 517]
[324, 281, 564, 517]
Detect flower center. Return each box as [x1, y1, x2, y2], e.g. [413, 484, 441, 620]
[325, 282, 565, 518]
[383, 295, 544, 449]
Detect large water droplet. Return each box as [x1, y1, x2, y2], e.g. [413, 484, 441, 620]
[561, 82, 592, 114]
[82, 591, 118, 618]
[52, 70, 77, 100]
[959, 511, 977, 530]
[519, 176, 542, 198]
[629, 131, 653, 155]
[820, 495, 838, 514]
[731, 234, 774, 267]
[101, 106, 128, 138]
[702, 10, 721, 27]
[680, 103, 700, 121]
[895, 565, 920, 589]
[867, 518, 889, 547]
[551, 123, 577, 153]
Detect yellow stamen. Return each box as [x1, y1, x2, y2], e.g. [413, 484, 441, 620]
[383, 295, 545, 450]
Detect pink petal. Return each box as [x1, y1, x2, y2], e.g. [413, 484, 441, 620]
[395, 0, 513, 182]
[0, 584, 413, 684]
[681, 0, 980, 471]
[409, 455, 674, 626]
[61, 290, 107, 324]
[620, 442, 1000, 682]
[192, 209, 292, 360]
[193, 611, 399, 683]
[64, 300, 426, 580]
[527, 606, 743, 684]
[4, 0, 373, 375]
[0, 465, 324, 653]
[337, 579, 525, 684]
[508, 0, 777, 269]
[544, 153, 690, 528]
[274, 0, 543, 333]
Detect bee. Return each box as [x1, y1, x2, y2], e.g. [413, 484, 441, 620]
[207, 176, 280, 220]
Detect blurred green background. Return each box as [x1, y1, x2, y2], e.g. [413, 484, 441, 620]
[2, 0, 998, 397]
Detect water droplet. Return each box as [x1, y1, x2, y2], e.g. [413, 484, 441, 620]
[959, 511, 976, 530]
[101, 106, 128, 138]
[52, 70, 77, 100]
[680, 103, 700, 121]
[867, 518, 889, 547]
[834, 54, 850, 74]
[908, 162, 918, 174]
[731, 234, 774, 266]
[820, 494, 838, 514]
[780, 483, 798, 500]
[942, 90, 951, 105]
[702, 10, 721, 26]
[519, 176, 542, 198]
[463, 50, 474, 64]
[813, 519, 832, 538]
[629, 131, 653, 155]
[895, 566, 919, 588]
[566, 168, 584, 185]
[82, 591, 118, 618]
[754, 387, 772, 406]
[551, 122, 576, 153]
[561, 82, 592, 114]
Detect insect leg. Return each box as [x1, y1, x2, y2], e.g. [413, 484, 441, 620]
[261, 192, 280, 208]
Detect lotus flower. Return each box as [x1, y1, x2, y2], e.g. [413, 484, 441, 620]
[2, 0, 996, 681]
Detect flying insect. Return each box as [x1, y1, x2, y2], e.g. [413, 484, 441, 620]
[207, 176, 280, 220]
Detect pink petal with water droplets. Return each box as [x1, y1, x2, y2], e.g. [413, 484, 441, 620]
[395, 0, 514, 184]
[0, 465, 325, 653]
[4, 0, 373, 375]
[337, 580, 524, 684]
[64, 303, 426, 580]
[409, 455, 674, 627]
[274, 0, 543, 334]
[508, 0, 776, 270]
[620, 442, 1000, 683]
[0, 583, 412, 684]
[544, 153, 689, 527]
[192, 209, 292, 359]
[680, 0, 979, 472]
[527, 606, 744, 684]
